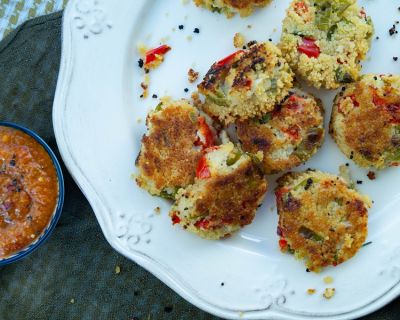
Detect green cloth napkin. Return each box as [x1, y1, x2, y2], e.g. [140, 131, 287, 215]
[0, 11, 399, 320]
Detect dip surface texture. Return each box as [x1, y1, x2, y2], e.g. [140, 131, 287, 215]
[0, 126, 58, 258]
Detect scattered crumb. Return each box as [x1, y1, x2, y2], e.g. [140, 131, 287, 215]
[307, 289, 316, 295]
[239, 311, 244, 318]
[270, 206, 274, 212]
[188, 68, 199, 83]
[233, 32, 245, 48]
[339, 164, 352, 185]
[181, 0, 189, 4]
[154, 207, 161, 214]
[273, 28, 277, 32]
[136, 118, 142, 123]
[137, 42, 148, 56]
[323, 288, 335, 299]
[247, 25, 252, 29]
[367, 171, 376, 180]
[115, 265, 121, 274]
[140, 74, 150, 99]
[186, 35, 193, 41]
[70, 298, 75, 304]
[323, 276, 333, 284]
[172, 27, 176, 32]
[160, 36, 171, 43]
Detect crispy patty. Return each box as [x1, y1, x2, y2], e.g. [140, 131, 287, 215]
[170, 142, 268, 239]
[136, 99, 216, 199]
[198, 42, 294, 124]
[193, 0, 271, 18]
[237, 89, 325, 174]
[330, 74, 400, 169]
[279, 0, 373, 89]
[276, 170, 371, 272]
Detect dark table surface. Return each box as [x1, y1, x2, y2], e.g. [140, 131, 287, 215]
[0, 11, 400, 320]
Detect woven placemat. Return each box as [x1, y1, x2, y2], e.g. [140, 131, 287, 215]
[0, 0, 67, 39]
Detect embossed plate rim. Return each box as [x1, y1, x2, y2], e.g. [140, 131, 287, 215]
[54, 0, 400, 319]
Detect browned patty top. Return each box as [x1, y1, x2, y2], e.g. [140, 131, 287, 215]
[136, 104, 202, 192]
[194, 161, 267, 228]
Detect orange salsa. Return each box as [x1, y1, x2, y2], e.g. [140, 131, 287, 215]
[0, 126, 59, 258]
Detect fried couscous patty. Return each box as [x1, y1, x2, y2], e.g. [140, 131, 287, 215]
[276, 170, 371, 272]
[330, 74, 400, 169]
[169, 142, 267, 239]
[193, 0, 271, 18]
[198, 42, 294, 124]
[136, 99, 217, 199]
[237, 89, 325, 174]
[279, 0, 374, 89]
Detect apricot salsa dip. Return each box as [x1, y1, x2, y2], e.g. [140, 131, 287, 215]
[0, 124, 62, 260]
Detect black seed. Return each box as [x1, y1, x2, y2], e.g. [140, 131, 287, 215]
[164, 306, 173, 313]
[178, 24, 184, 30]
[356, 180, 363, 185]
[221, 282, 225, 286]
[138, 59, 144, 68]
[152, 94, 158, 98]
[194, 28, 200, 34]
[9, 159, 16, 166]
[184, 88, 189, 92]
[394, 57, 399, 62]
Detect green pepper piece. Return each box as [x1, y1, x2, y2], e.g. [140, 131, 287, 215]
[155, 102, 163, 111]
[206, 91, 228, 107]
[226, 150, 243, 166]
[159, 187, 179, 200]
[335, 68, 354, 84]
[259, 113, 272, 124]
[299, 226, 324, 242]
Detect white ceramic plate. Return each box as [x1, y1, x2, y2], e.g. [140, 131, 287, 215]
[54, 0, 400, 319]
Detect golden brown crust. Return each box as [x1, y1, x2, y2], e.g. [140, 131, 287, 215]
[194, 160, 267, 227]
[237, 90, 324, 174]
[136, 101, 202, 196]
[224, 0, 269, 9]
[276, 170, 370, 272]
[194, 0, 271, 17]
[198, 42, 293, 124]
[330, 74, 400, 169]
[169, 143, 268, 239]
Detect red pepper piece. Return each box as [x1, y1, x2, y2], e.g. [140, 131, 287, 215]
[298, 38, 320, 58]
[294, 1, 308, 15]
[349, 94, 359, 107]
[275, 187, 290, 201]
[286, 94, 300, 110]
[284, 125, 301, 140]
[215, 50, 244, 68]
[171, 214, 181, 225]
[279, 238, 288, 250]
[196, 156, 211, 179]
[145, 44, 171, 65]
[194, 219, 210, 230]
[198, 117, 215, 149]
